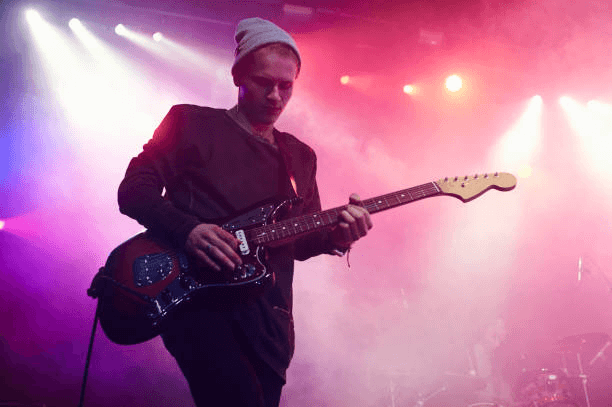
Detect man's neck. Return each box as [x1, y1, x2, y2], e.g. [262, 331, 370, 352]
[227, 105, 275, 145]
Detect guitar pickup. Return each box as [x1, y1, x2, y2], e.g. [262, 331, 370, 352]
[235, 229, 250, 255]
[133, 253, 174, 287]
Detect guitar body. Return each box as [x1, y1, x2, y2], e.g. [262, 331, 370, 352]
[96, 198, 294, 345]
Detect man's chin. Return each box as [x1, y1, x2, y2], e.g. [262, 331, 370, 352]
[243, 109, 282, 126]
[257, 113, 281, 125]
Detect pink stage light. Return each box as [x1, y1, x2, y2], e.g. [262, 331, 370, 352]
[340, 75, 350, 85]
[403, 84, 415, 95]
[445, 74, 462, 92]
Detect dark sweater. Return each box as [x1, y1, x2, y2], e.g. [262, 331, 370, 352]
[118, 104, 336, 378]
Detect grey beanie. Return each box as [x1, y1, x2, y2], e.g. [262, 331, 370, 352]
[232, 17, 301, 74]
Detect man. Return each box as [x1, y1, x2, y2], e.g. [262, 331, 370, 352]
[117, 17, 372, 407]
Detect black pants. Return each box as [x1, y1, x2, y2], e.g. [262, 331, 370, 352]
[161, 307, 285, 407]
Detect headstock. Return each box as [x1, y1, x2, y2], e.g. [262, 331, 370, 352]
[436, 172, 517, 202]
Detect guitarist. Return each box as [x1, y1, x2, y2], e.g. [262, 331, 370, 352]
[117, 17, 372, 407]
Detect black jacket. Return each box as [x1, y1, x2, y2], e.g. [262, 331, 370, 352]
[118, 104, 337, 378]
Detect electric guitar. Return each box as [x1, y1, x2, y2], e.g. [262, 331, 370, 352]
[91, 172, 516, 345]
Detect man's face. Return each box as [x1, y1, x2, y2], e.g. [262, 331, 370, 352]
[235, 46, 298, 126]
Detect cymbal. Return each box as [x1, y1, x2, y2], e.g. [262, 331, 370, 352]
[555, 332, 610, 353]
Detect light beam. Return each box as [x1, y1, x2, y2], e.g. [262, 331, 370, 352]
[560, 97, 612, 179]
[489, 95, 543, 175]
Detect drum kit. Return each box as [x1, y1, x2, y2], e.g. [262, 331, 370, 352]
[408, 332, 611, 407]
[511, 332, 611, 407]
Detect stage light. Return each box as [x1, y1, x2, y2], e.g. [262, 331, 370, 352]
[70, 15, 109, 58]
[68, 18, 82, 31]
[25, 9, 42, 24]
[24, 7, 84, 86]
[115, 24, 127, 36]
[531, 94, 543, 105]
[336, 74, 374, 93]
[403, 84, 415, 95]
[0, 220, 5, 230]
[445, 75, 462, 92]
[113, 25, 168, 57]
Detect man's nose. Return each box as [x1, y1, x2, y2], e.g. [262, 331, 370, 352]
[267, 85, 281, 101]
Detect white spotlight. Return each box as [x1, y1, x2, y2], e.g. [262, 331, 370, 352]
[445, 74, 462, 92]
[69, 18, 83, 31]
[25, 9, 42, 24]
[115, 24, 127, 36]
[153, 32, 163, 42]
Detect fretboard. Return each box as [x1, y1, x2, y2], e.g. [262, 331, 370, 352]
[249, 182, 441, 245]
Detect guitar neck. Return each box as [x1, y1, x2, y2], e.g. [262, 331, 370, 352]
[359, 182, 441, 215]
[250, 182, 441, 245]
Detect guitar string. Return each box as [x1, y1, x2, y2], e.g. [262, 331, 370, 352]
[247, 182, 440, 244]
[249, 183, 440, 243]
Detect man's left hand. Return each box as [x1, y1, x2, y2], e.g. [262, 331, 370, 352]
[329, 193, 373, 250]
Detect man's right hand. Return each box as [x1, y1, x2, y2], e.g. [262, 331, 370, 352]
[185, 223, 243, 272]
